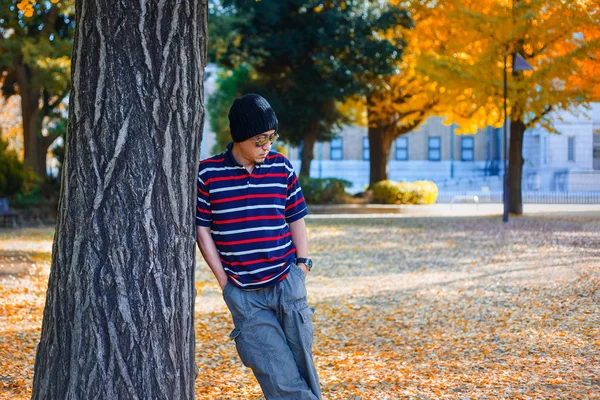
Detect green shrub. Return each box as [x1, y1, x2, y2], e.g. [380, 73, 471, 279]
[0, 138, 25, 198]
[15, 170, 43, 206]
[299, 176, 352, 204]
[371, 180, 438, 205]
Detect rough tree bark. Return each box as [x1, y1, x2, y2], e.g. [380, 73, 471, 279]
[508, 119, 526, 215]
[32, 0, 207, 398]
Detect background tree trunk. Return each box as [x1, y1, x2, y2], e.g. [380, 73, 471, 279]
[22, 109, 45, 176]
[32, 0, 207, 398]
[368, 125, 394, 187]
[508, 119, 526, 215]
[20, 81, 48, 176]
[17, 66, 62, 176]
[300, 122, 318, 177]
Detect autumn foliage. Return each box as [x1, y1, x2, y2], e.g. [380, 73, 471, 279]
[2, 217, 599, 399]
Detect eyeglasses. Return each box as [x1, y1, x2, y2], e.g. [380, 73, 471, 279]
[250, 132, 279, 147]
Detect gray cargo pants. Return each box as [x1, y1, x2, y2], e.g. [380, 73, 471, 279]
[222, 263, 321, 400]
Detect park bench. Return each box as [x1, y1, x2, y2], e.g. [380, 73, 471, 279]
[450, 195, 479, 210]
[0, 198, 18, 228]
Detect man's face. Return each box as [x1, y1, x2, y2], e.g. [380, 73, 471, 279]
[238, 130, 278, 164]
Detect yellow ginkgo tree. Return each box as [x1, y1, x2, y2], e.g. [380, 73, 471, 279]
[365, 60, 441, 186]
[350, 0, 453, 186]
[415, 0, 600, 214]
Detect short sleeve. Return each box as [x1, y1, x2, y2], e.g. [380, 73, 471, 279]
[284, 160, 308, 223]
[196, 165, 212, 227]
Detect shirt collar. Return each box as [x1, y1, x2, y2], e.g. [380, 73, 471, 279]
[224, 142, 241, 167]
[224, 142, 270, 169]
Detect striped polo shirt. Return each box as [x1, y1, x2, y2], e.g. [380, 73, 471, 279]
[196, 143, 308, 289]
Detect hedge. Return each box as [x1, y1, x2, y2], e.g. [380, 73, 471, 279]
[371, 180, 438, 205]
[299, 176, 352, 204]
[0, 138, 24, 198]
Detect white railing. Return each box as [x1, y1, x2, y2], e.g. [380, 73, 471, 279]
[437, 191, 600, 204]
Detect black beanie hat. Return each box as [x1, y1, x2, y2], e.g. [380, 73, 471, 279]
[228, 94, 279, 143]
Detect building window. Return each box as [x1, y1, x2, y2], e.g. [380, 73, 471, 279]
[527, 173, 541, 191]
[567, 137, 575, 162]
[362, 137, 369, 161]
[330, 138, 343, 160]
[395, 137, 408, 161]
[428, 137, 441, 161]
[554, 171, 568, 192]
[461, 137, 474, 161]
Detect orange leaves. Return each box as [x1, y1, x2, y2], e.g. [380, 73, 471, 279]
[16, 0, 61, 18]
[0, 97, 23, 159]
[16, 1, 35, 17]
[414, 0, 600, 127]
[2, 217, 600, 399]
[0, 247, 48, 400]
[364, 9, 444, 134]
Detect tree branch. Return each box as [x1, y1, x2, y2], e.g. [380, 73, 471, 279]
[40, 5, 60, 38]
[395, 116, 424, 136]
[42, 89, 50, 116]
[527, 105, 553, 128]
[48, 91, 68, 110]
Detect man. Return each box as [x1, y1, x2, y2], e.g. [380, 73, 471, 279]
[195, 93, 321, 399]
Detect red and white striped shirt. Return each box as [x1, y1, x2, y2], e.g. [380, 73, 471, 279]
[196, 143, 308, 289]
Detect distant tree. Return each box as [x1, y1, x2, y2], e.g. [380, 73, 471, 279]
[366, 70, 440, 185]
[45, 107, 68, 178]
[207, 0, 249, 66]
[415, 0, 600, 214]
[0, 95, 23, 156]
[0, 134, 24, 198]
[0, 0, 74, 176]
[217, 0, 411, 176]
[335, 0, 445, 186]
[31, 0, 207, 398]
[207, 64, 254, 154]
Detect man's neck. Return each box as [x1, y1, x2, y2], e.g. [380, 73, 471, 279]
[231, 143, 256, 173]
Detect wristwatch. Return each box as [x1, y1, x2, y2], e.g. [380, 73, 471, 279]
[295, 258, 313, 271]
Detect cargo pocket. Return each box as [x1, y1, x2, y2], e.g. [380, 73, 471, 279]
[229, 327, 252, 368]
[299, 306, 315, 348]
[286, 305, 314, 354]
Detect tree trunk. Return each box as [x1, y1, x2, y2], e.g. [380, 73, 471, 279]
[368, 125, 394, 187]
[508, 119, 526, 215]
[23, 113, 47, 177]
[20, 81, 48, 176]
[300, 122, 318, 177]
[18, 67, 61, 177]
[32, 1, 207, 399]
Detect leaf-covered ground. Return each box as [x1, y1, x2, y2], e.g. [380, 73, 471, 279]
[1, 216, 598, 399]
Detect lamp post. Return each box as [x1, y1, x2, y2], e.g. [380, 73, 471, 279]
[450, 123, 455, 179]
[318, 141, 323, 179]
[503, 52, 533, 223]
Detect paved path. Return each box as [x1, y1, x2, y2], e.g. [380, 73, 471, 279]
[306, 203, 600, 218]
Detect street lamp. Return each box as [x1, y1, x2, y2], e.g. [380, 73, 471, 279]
[503, 52, 533, 223]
